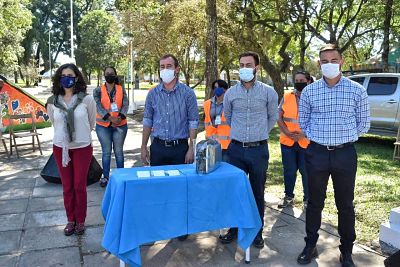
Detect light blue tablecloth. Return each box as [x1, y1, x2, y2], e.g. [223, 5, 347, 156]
[102, 162, 261, 267]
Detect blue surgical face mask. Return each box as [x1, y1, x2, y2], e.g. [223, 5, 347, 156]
[239, 67, 255, 82]
[214, 87, 225, 97]
[60, 76, 76, 89]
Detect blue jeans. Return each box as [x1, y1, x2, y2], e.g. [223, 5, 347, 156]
[281, 143, 308, 201]
[96, 124, 128, 178]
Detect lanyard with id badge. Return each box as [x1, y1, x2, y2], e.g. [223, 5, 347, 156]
[108, 86, 119, 112]
[215, 115, 222, 125]
[213, 101, 223, 126]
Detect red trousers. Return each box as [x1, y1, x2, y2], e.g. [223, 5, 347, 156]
[53, 145, 93, 223]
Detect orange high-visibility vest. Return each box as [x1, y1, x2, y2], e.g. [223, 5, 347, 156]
[279, 92, 309, 148]
[96, 84, 127, 127]
[203, 99, 231, 149]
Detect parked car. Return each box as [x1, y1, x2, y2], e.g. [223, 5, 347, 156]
[348, 73, 400, 137]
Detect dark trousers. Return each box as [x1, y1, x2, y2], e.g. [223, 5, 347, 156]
[305, 142, 357, 254]
[53, 145, 92, 223]
[281, 143, 308, 201]
[227, 142, 269, 234]
[150, 140, 188, 166]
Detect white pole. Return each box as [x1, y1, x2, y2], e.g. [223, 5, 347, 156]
[245, 247, 251, 264]
[128, 40, 136, 113]
[49, 30, 51, 78]
[70, 0, 74, 63]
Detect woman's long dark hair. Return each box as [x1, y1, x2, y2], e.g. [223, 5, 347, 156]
[52, 63, 87, 95]
[104, 66, 120, 85]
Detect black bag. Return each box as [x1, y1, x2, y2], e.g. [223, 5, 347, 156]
[40, 154, 102, 186]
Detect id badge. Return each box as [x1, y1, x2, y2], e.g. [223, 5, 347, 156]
[215, 115, 221, 125]
[111, 103, 118, 112]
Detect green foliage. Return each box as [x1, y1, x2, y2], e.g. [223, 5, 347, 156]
[0, 0, 32, 72]
[19, 0, 104, 75]
[76, 10, 123, 75]
[119, 0, 207, 85]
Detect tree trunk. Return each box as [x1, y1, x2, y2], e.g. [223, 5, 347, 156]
[82, 68, 90, 84]
[299, 1, 309, 70]
[382, 0, 393, 72]
[184, 71, 191, 86]
[268, 68, 285, 102]
[260, 55, 285, 102]
[14, 71, 19, 84]
[205, 0, 218, 100]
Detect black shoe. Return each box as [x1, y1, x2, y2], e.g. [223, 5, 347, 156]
[219, 228, 238, 244]
[252, 234, 264, 248]
[340, 253, 355, 267]
[297, 246, 318, 264]
[177, 234, 188, 241]
[100, 177, 108, 187]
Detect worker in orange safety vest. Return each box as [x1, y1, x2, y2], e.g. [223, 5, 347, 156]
[278, 71, 313, 209]
[94, 66, 129, 187]
[203, 79, 230, 161]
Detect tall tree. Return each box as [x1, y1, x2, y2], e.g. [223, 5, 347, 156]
[119, 0, 207, 87]
[382, 0, 394, 71]
[306, 0, 377, 53]
[75, 10, 123, 84]
[223, 0, 295, 100]
[20, 0, 103, 76]
[205, 0, 218, 99]
[0, 0, 32, 74]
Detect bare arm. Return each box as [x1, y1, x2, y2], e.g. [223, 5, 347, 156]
[185, 128, 197, 164]
[140, 126, 152, 165]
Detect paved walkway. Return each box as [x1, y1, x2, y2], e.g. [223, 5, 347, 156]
[0, 110, 386, 266]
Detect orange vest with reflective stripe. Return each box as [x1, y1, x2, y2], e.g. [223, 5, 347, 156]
[203, 99, 231, 149]
[279, 92, 309, 148]
[96, 84, 127, 127]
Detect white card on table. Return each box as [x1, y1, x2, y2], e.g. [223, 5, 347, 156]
[137, 171, 150, 178]
[151, 170, 166, 177]
[166, 170, 180, 176]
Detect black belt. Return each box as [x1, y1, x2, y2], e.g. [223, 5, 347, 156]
[311, 141, 354, 151]
[153, 137, 188, 147]
[231, 139, 268, 148]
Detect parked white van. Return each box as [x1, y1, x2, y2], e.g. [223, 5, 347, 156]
[348, 73, 400, 137]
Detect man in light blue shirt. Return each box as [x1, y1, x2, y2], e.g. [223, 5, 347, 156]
[141, 54, 199, 168]
[297, 44, 370, 267]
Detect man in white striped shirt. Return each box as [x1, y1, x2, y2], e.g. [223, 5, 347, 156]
[220, 51, 278, 249]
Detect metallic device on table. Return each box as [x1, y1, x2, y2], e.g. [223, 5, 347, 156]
[195, 139, 222, 174]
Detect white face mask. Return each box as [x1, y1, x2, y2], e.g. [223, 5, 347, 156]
[239, 67, 255, 82]
[160, 69, 175, 84]
[320, 63, 341, 79]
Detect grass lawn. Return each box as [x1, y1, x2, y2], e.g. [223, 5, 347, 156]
[266, 127, 400, 248]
